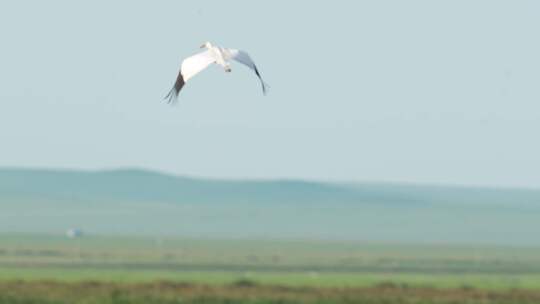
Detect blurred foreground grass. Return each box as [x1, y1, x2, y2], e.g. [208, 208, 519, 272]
[1, 281, 540, 304]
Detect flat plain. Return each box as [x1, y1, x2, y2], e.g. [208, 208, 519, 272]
[1, 234, 540, 303]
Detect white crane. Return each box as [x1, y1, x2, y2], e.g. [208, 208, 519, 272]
[165, 42, 268, 103]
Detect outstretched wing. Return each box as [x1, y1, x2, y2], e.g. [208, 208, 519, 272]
[165, 50, 216, 103]
[225, 49, 268, 95]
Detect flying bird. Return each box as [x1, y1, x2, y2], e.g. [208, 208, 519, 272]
[165, 42, 268, 103]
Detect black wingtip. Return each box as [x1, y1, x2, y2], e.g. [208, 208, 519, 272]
[261, 82, 269, 96]
[164, 71, 186, 104]
[164, 88, 178, 104]
[253, 65, 269, 96]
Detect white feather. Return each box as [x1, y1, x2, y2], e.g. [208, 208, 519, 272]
[180, 50, 216, 82]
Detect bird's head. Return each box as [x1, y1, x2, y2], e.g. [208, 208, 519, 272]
[200, 41, 212, 49]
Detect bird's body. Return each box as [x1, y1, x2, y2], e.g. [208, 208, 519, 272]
[209, 45, 231, 71]
[165, 42, 268, 103]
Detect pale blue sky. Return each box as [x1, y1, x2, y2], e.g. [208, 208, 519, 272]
[1, 1, 539, 187]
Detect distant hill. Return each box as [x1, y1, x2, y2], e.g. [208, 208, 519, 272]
[0, 168, 404, 205]
[1, 168, 539, 246]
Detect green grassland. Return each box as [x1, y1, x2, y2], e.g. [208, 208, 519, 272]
[3, 168, 540, 302]
[1, 234, 540, 303]
[1, 234, 540, 288]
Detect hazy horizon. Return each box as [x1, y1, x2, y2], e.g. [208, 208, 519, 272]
[2, 167, 539, 245]
[1, 1, 540, 188]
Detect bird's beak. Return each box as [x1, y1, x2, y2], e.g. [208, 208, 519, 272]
[200, 44, 206, 49]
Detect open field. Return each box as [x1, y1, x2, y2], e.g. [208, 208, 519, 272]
[3, 170, 540, 302]
[1, 234, 540, 298]
[3, 234, 540, 277]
